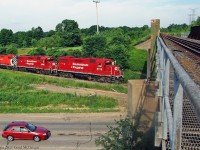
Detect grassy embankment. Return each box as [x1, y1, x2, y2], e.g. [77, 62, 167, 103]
[0, 69, 127, 113]
[124, 48, 147, 81]
[18, 46, 82, 55]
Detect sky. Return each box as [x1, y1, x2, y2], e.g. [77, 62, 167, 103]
[0, 0, 199, 32]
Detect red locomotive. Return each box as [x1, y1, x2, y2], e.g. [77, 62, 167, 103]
[0, 54, 16, 69]
[17, 55, 57, 74]
[0, 54, 124, 82]
[57, 56, 123, 82]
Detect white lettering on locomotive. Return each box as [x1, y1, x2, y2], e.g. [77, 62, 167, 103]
[72, 63, 88, 67]
[27, 60, 37, 63]
[26, 60, 37, 65]
[71, 66, 84, 70]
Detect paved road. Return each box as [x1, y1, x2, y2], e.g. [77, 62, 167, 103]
[0, 113, 126, 150]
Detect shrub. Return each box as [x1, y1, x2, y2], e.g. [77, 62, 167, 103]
[28, 48, 46, 56]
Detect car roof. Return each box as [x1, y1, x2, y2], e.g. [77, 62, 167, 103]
[8, 121, 28, 127]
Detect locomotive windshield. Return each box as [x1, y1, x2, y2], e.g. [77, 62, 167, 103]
[105, 61, 112, 66]
[47, 57, 55, 62]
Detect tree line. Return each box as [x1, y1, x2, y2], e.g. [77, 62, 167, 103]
[0, 19, 151, 70]
[160, 16, 200, 35]
[1, 17, 197, 70]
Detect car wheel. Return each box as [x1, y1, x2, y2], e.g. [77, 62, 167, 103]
[33, 136, 40, 142]
[7, 135, 14, 141]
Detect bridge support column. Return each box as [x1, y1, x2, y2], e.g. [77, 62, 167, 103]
[128, 80, 158, 147]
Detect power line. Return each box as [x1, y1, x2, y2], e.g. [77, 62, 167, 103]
[189, 8, 198, 24]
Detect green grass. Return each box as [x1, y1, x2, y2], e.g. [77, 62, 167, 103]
[18, 48, 34, 55]
[129, 48, 147, 72]
[124, 48, 147, 81]
[18, 46, 83, 55]
[0, 69, 127, 93]
[132, 35, 150, 46]
[56, 46, 82, 51]
[0, 69, 120, 113]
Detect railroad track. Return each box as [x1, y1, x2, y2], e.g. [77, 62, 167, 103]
[161, 34, 200, 86]
[160, 34, 200, 149]
[161, 34, 200, 55]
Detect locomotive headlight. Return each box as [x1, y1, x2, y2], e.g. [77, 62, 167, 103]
[115, 67, 118, 71]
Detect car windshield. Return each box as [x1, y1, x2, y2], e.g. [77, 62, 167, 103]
[3, 125, 10, 131]
[26, 123, 36, 132]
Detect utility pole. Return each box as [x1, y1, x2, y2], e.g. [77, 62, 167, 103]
[188, 14, 192, 25]
[93, 0, 100, 34]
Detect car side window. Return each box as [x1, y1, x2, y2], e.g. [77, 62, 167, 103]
[12, 127, 20, 132]
[20, 127, 28, 132]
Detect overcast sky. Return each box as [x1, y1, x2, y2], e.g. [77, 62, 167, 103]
[0, 0, 199, 32]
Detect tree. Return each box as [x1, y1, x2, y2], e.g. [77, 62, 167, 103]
[28, 48, 46, 56]
[105, 35, 131, 69]
[32, 26, 44, 40]
[107, 44, 130, 69]
[0, 29, 13, 46]
[37, 34, 64, 49]
[6, 44, 18, 54]
[0, 45, 6, 54]
[55, 19, 82, 47]
[108, 35, 131, 49]
[95, 117, 144, 150]
[83, 35, 107, 57]
[25, 31, 33, 47]
[37, 38, 51, 50]
[51, 34, 64, 47]
[196, 16, 200, 25]
[31, 39, 38, 47]
[67, 49, 83, 57]
[45, 30, 56, 37]
[192, 16, 200, 26]
[13, 31, 27, 47]
[46, 48, 68, 60]
[56, 19, 79, 32]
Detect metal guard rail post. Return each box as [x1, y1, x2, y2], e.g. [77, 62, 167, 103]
[156, 36, 200, 150]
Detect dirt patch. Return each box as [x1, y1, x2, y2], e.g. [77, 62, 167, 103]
[135, 39, 151, 50]
[31, 84, 128, 112]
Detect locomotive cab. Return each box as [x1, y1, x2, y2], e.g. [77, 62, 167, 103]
[40, 56, 57, 73]
[104, 60, 124, 81]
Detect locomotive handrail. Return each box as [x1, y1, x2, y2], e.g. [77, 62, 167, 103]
[156, 36, 200, 150]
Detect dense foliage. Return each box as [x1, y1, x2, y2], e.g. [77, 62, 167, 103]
[0, 18, 150, 74]
[0, 18, 197, 81]
[191, 16, 200, 26]
[161, 23, 190, 36]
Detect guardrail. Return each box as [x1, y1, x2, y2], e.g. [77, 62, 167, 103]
[156, 36, 200, 150]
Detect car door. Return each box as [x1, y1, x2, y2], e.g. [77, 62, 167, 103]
[11, 127, 21, 139]
[20, 127, 33, 139]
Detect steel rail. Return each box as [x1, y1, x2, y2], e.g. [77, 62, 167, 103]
[162, 34, 200, 55]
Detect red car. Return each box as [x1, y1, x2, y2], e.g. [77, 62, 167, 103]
[2, 121, 51, 142]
